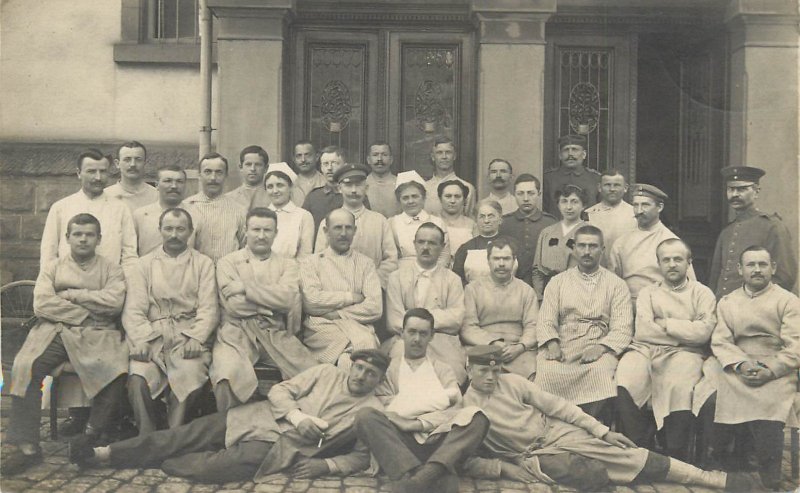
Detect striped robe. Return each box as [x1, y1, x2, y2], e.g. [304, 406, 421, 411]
[299, 248, 382, 365]
[184, 191, 246, 263]
[535, 267, 633, 405]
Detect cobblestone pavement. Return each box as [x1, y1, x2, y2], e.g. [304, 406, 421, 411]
[2, 415, 799, 493]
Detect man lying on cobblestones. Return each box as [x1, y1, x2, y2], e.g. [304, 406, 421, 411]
[68, 350, 389, 484]
[461, 345, 765, 492]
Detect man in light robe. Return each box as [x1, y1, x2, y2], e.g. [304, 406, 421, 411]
[423, 136, 477, 217]
[106, 141, 158, 212]
[615, 239, 716, 461]
[585, 169, 636, 264]
[483, 158, 517, 215]
[69, 351, 389, 484]
[40, 148, 137, 268]
[211, 207, 316, 411]
[385, 222, 466, 383]
[133, 163, 196, 255]
[536, 225, 633, 420]
[315, 164, 398, 289]
[461, 237, 538, 379]
[291, 140, 326, 207]
[461, 345, 764, 492]
[184, 152, 246, 263]
[299, 208, 383, 368]
[355, 308, 488, 493]
[609, 184, 696, 302]
[123, 208, 218, 435]
[225, 145, 270, 209]
[365, 141, 400, 217]
[3, 214, 127, 476]
[697, 246, 800, 490]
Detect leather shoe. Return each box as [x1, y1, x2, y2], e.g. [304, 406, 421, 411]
[1, 445, 42, 476]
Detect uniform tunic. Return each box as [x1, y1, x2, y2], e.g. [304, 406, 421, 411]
[293, 172, 327, 207]
[462, 374, 648, 484]
[616, 280, 716, 429]
[106, 182, 159, 212]
[365, 173, 400, 217]
[302, 185, 343, 239]
[40, 190, 137, 268]
[542, 165, 600, 218]
[385, 264, 466, 383]
[499, 209, 558, 285]
[299, 248, 383, 365]
[123, 247, 218, 402]
[585, 200, 637, 264]
[486, 192, 518, 215]
[10, 255, 128, 399]
[267, 201, 314, 258]
[184, 192, 246, 263]
[315, 207, 398, 288]
[441, 214, 476, 255]
[423, 173, 477, 217]
[462, 277, 539, 378]
[608, 221, 696, 301]
[709, 208, 797, 298]
[532, 221, 586, 300]
[536, 267, 633, 405]
[211, 248, 315, 402]
[133, 201, 197, 255]
[705, 284, 800, 424]
[388, 211, 451, 268]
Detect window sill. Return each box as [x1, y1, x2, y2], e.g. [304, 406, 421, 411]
[113, 42, 217, 65]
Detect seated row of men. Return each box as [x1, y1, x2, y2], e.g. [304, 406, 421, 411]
[5, 201, 798, 491]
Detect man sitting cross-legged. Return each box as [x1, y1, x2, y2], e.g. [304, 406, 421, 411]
[211, 207, 317, 411]
[355, 308, 488, 493]
[3, 214, 128, 475]
[462, 345, 764, 492]
[69, 350, 390, 483]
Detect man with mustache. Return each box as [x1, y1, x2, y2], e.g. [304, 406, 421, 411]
[299, 209, 383, 368]
[484, 158, 517, 215]
[122, 207, 218, 435]
[185, 152, 246, 263]
[385, 222, 466, 383]
[211, 208, 316, 411]
[696, 246, 800, 490]
[423, 136, 477, 217]
[365, 141, 400, 217]
[291, 140, 325, 206]
[709, 166, 796, 299]
[69, 350, 389, 484]
[355, 308, 488, 493]
[314, 164, 398, 290]
[536, 225, 633, 420]
[615, 239, 716, 461]
[543, 134, 600, 218]
[585, 169, 637, 263]
[133, 163, 196, 255]
[2, 214, 128, 475]
[106, 141, 158, 212]
[608, 184, 695, 303]
[461, 237, 538, 379]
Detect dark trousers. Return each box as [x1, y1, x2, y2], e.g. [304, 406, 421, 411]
[355, 407, 489, 480]
[710, 420, 784, 487]
[616, 387, 694, 460]
[579, 397, 612, 425]
[109, 410, 271, 483]
[7, 335, 125, 445]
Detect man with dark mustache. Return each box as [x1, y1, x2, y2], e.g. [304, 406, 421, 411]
[291, 140, 325, 206]
[365, 142, 400, 217]
[133, 163, 197, 255]
[615, 238, 716, 460]
[484, 158, 517, 215]
[709, 166, 796, 299]
[543, 134, 600, 217]
[107, 141, 159, 212]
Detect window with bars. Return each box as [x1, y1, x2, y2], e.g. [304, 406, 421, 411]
[147, 0, 199, 42]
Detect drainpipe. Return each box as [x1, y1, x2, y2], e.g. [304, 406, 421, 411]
[199, 0, 213, 159]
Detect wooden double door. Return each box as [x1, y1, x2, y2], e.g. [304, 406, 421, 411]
[289, 29, 475, 182]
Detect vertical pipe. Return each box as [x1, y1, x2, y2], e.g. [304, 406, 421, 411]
[199, 0, 213, 158]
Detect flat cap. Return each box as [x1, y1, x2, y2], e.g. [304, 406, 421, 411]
[266, 162, 297, 184]
[721, 166, 765, 184]
[333, 164, 370, 184]
[558, 134, 588, 149]
[467, 345, 503, 366]
[351, 349, 390, 373]
[631, 183, 668, 201]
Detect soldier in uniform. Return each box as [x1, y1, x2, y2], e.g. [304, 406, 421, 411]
[543, 134, 600, 218]
[709, 166, 796, 299]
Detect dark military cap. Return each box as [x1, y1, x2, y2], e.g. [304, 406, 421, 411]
[631, 183, 668, 201]
[467, 345, 503, 366]
[351, 349, 390, 373]
[721, 166, 765, 184]
[333, 164, 370, 184]
[558, 134, 588, 149]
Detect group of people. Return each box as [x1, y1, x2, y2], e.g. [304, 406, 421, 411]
[2, 135, 798, 492]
